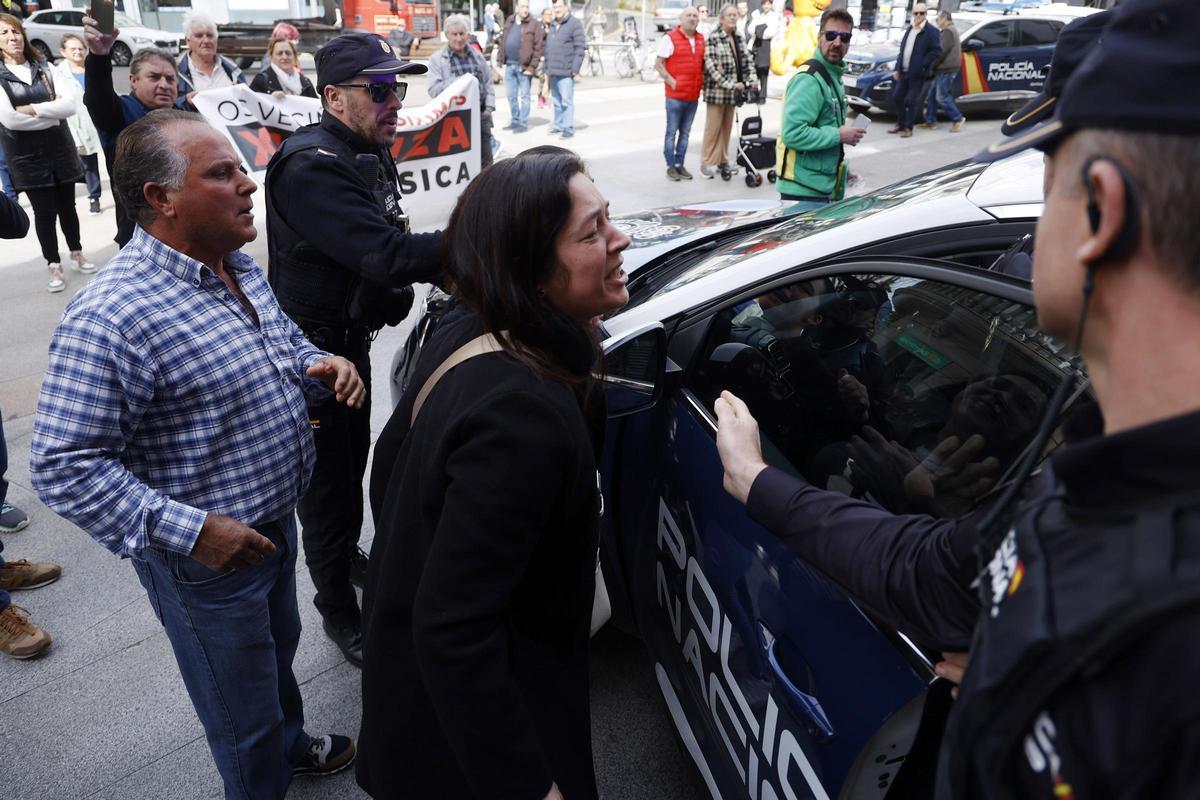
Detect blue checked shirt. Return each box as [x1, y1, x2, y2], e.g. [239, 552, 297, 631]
[31, 228, 330, 559]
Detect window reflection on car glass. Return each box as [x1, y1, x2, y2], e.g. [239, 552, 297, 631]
[631, 162, 988, 308]
[689, 274, 1091, 519]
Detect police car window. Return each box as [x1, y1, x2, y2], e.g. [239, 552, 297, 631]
[39, 11, 65, 24]
[973, 21, 1014, 49]
[1017, 19, 1060, 46]
[688, 274, 1089, 520]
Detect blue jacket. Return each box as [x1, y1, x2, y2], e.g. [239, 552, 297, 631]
[897, 22, 941, 77]
[544, 14, 587, 77]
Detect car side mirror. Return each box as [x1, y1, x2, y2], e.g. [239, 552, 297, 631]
[962, 38, 984, 52]
[601, 322, 666, 419]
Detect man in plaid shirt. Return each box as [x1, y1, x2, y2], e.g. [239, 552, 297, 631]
[30, 109, 364, 797]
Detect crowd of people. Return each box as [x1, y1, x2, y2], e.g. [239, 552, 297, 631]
[3, 1, 1200, 799]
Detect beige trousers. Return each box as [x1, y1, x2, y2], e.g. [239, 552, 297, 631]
[700, 103, 736, 167]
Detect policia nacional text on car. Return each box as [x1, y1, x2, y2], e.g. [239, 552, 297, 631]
[716, 1, 1200, 797]
[265, 33, 440, 667]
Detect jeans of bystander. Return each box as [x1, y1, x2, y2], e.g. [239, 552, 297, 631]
[893, 71, 925, 131]
[664, 97, 699, 168]
[81, 153, 102, 201]
[504, 63, 533, 128]
[924, 72, 963, 123]
[0, 148, 14, 200]
[550, 74, 575, 134]
[131, 514, 311, 799]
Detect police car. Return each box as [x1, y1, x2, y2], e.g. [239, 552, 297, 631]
[841, 11, 1094, 115]
[391, 152, 1091, 798]
[595, 149, 1099, 799]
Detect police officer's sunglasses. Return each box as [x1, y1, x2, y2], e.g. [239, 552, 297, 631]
[336, 81, 408, 103]
[821, 31, 853, 43]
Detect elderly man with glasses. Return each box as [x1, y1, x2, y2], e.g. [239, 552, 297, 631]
[888, 1, 940, 138]
[264, 32, 443, 671]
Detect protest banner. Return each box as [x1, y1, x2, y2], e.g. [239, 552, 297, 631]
[190, 74, 481, 204]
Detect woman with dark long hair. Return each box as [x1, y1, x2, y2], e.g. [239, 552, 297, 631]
[0, 13, 95, 292]
[357, 147, 630, 800]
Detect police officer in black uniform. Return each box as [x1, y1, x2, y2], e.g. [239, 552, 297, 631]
[266, 32, 440, 667]
[714, 1, 1200, 796]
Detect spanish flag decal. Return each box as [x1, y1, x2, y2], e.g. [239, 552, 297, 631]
[1007, 560, 1025, 597]
[961, 52, 989, 96]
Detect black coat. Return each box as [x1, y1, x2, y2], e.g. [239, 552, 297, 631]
[249, 66, 317, 98]
[0, 60, 84, 191]
[358, 305, 604, 800]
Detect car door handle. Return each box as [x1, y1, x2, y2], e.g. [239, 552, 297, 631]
[764, 636, 837, 743]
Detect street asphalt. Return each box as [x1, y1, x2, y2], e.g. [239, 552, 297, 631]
[0, 50, 1010, 798]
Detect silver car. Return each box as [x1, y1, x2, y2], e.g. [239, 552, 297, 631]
[22, 8, 182, 66]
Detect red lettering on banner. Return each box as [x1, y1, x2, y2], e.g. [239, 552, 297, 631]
[390, 109, 474, 162]
[438, 115, 470, 152]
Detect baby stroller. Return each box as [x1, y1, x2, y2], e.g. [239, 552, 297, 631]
[733, 96, 777, 187]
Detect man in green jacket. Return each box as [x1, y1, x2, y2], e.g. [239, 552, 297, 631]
[775, 7, 866, 210]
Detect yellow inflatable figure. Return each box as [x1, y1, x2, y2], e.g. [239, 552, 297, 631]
[770, 0, 831, 76]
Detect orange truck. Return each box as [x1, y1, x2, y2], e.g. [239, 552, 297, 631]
[218, 0, 440, 69]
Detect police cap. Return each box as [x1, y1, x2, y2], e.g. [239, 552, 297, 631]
[315, 32, 427, 92]
[978, 0, 1200, 162]
[1000, 10, 1111, 136]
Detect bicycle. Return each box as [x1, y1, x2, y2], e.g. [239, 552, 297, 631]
[581, 42, 604, 77]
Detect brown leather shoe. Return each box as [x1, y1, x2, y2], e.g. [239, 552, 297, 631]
[0, 560, 62, 591]
[917, 121, 938, 129]
[0, 604, 52, 659]
[900, 128, 913, 138]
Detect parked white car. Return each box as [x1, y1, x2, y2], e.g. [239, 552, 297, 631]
[22, 8, 182, 67]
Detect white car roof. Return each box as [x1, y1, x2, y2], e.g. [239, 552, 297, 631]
[607, 151, 1044, 337]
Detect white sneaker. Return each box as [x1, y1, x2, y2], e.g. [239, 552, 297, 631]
[47, 263, 66, 293]
[68, 251, 97, 274]
[700, 164, 716, 179]
[950, 117, 966, 133]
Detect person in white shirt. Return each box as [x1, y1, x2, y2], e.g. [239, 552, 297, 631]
[53, 34, 104, 216]
[0, 13, 96, 291]
[747, 0, 780, 101]
[176, 12, 246, 108]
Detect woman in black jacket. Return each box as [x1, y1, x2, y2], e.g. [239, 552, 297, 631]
[248, 36, 316, 98]
[0, 13, 93, 292]
[358, 147, 631, 800]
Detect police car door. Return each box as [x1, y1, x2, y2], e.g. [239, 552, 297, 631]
[960, 20, 1018, 100]
[1012, 18, 1062, 101]
[643, 259, 1075, 799]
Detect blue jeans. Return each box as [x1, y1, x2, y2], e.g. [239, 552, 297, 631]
[0, 148, 14, 200]
[664, 98, 699, 167]
[550, 74, 575, 134]
[131, 514, 310, 799]
[924, 72, 963, 123]
[504, 63, 532, 128]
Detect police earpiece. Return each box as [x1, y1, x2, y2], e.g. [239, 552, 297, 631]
[1081, 155, 1141, 264]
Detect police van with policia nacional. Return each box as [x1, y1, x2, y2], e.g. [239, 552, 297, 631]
[715, 0, 1200, 796]
[265, 31, 443, 668]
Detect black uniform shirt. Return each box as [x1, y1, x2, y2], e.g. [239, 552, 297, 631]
[748, 408, 1200, 798]
[267, 113, 442, 288]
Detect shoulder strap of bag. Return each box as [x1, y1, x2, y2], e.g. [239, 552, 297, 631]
[802, 57, 835, 93]
[411, 332, 506, 425]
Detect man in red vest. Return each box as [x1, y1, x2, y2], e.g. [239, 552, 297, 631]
[655, 6, 704, 181]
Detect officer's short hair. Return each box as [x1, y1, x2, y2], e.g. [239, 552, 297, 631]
[1062, 130, 1200, 292]
[113, 109, 200, 227]
[130, 47, 177, 78]
[443, 14, 471, 33]
[820, 8, 855, 30]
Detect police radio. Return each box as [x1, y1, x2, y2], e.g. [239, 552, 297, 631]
[1082, 156, 1141, 265]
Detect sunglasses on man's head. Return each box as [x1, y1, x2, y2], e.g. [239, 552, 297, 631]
[336, 81, 408, 103]
[912, 10, 926, 15]
[822, 31, 853, 43]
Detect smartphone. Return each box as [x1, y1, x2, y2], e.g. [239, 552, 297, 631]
[93, 0, 115, 35]
[853, 114, 872, 131]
